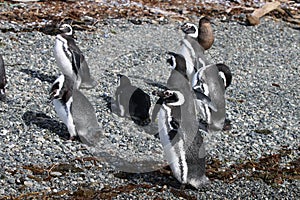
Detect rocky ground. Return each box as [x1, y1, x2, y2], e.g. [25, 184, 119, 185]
[0, 1, 299, 199]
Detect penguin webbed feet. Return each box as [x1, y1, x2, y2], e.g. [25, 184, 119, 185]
[223, 118, 232, 131]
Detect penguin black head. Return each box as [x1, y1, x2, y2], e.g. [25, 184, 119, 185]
[198, 16, 214, 50]
[59, 24, 73, 36]
[181, 22, 198, 38]
[216, 63, 232, 89]
[49, 74, 74, 102]
[117, 74, 131, 87]
[153, 90, 185, 107]
[167, 52, 187, 78]
[199, 17, 212, 26]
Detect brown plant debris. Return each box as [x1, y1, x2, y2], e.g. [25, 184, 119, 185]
[247, 1, 281, 25]
[2, 147, 299, 199]
[0, 0, 299, 33]
[207, 146, 300, 185]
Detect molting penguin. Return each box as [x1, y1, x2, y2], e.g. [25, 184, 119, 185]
[0, 54, 6, 101]
[53, 24, 97, 89]
[198, 17, 214, 50]
[192, 64, 228, 132]
[50, 74, 100, 142]
[153, 52, 210, 189]
[179, 22, 209, 83]
[112, 74, 151, 126]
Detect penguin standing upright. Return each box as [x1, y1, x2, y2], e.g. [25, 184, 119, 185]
[50, 74, 76, 139]
[0, 54, 7, 101]
[53, 24, 97, 89]
[179, 22, 209, 83]
[112, 74, 151, 126]
[192, 63, 232, 132]
[50, 74, 100, 142]
[153, 52, 210, 189]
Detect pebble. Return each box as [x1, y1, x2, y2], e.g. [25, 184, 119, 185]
[50, 172, 63, 177]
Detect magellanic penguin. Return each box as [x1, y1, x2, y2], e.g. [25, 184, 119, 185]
[153, 52, 210, 189]
[112, 74, 151, 126]
[50, 74, 100, 143]
[53, 24, 97, 89]
[179, 22, 209, 83]
[0, 54, 6, 101]
[198, 17, 214, 50]
[192, 63, 232, 132]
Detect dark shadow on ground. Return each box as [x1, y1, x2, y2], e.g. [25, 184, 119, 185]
[20, 68, 57, 84]
[114, 166, 182, 189]
[22, 110, 69, 139]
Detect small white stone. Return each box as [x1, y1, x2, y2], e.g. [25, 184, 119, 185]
[24, 181, 33, 187]
[50, 171, 62, 177]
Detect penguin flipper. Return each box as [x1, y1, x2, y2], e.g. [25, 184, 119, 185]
[151, 97, 164, 122]
[79, 59, 97, 89]
[71, 50, 82, 77]
[193, 88, 217, 112]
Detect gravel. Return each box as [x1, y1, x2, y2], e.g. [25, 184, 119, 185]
[0, 17, 299, 199]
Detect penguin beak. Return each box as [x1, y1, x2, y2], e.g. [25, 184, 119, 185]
[152, 90, 164, 97]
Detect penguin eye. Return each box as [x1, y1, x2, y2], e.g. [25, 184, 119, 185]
[164, 91, 173, 97]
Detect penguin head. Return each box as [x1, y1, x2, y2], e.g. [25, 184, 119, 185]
[198, 16, 212, 27]
[49, 75, 65, 100]
[49, 74, 74, 102]
[216, 63, 232, 89]
[153, 90, 185, 107]
[59, 24, 73, 36]
[117, 74, 131, 87]
[166, 52, 187, 76]
[181, 22, 198, 38]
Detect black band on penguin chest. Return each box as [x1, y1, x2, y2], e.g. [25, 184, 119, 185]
[165, 106, 182, 145]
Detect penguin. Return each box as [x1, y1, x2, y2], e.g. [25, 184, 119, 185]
[49, 74, 76, 139]
[198, 17, 214, 50]
[153, 52, 210, 189]
[179, 22, 209, 83]
[53, 24, 97, 89]
[0, 54, 6, 101]
[112, 74, 151, 126]
[49, 74, 100, 142]
[181, 17, 215, 51]
[192, 64, 228, 132]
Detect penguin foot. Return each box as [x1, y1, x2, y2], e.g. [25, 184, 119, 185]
[223, 118, 232, 131]
[69, 136, 75, 141]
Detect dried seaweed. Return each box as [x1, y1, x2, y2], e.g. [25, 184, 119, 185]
[0, 0, 299, 33]
[2, 147, 299, 199]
